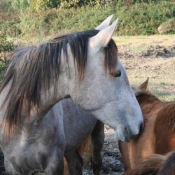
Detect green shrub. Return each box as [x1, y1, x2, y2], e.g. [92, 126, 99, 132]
[1, 0, 175, 37]
[0, 33, 14, 53]
[158, 18, 175, 34]
[15, 5, 115, 37]
[0, 60, 10, 84]
[0, 32, 13, 83]
[0, 0, 19, 36]
[116, 1, 175, 35]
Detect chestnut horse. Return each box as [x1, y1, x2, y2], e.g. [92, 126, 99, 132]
[119, 78, 175, 174]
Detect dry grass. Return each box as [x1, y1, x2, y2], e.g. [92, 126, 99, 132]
[114, 35, 175, 48]
[113, 35, 175, 101]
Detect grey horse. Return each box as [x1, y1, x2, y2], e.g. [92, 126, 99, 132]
[0, 15, 144, 174]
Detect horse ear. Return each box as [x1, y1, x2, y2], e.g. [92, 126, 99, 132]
[139, 78, 149, 91]
[95, 14, 114, 30]
[90, 18, 119, 50]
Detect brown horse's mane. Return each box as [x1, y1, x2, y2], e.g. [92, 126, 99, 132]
[137, 91, 160, 101]
[135, 89, 174, 107]
[134, 88, 161, 104]
[0, 29, 118, 136]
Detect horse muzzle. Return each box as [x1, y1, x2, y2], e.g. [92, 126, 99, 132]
[116, 121, 144, 142]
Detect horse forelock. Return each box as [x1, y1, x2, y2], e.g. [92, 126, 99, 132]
[0, 29, 118, 137]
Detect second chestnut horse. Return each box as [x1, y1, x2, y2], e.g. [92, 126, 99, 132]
[119, 78, 175, 173]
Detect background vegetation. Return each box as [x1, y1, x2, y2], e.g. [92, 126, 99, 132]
[0, 0, 175, 38]
[0, 33, 14, 83]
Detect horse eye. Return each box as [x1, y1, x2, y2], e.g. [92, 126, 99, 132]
[111, 70, 121, 77]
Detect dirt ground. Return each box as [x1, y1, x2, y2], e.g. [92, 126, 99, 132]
[0, 35, 175, 175]
[116, 35, 175, 102]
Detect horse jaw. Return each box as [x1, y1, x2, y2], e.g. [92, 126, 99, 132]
[90, 89, 143, 143]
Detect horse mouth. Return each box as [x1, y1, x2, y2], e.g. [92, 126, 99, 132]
[124, 135, 130, 142]
[114, 130, 130, 142]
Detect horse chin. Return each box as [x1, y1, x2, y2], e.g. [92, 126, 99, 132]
[114, 130, 130, 142]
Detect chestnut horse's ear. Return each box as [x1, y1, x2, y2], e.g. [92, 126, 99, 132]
[139, 78, 149, 91]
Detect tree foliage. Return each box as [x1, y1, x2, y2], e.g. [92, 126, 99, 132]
[12, 0, 108, 10]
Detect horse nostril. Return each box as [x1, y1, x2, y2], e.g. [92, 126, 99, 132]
[125, 122, 144, 140]
[140, 122, 144, 133]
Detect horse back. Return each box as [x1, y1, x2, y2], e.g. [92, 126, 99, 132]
[154, 103, 175, 154]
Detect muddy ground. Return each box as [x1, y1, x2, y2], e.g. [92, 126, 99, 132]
[0, 37, 175, 175]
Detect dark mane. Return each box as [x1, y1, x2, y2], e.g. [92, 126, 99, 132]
[136, 91, 161, 103]
[0, 29, 118, 136]
[132, 85, 161, 104]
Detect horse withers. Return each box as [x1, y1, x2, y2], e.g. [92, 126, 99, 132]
[119, 78, 175, 174]
[0, 15, 143, 175]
